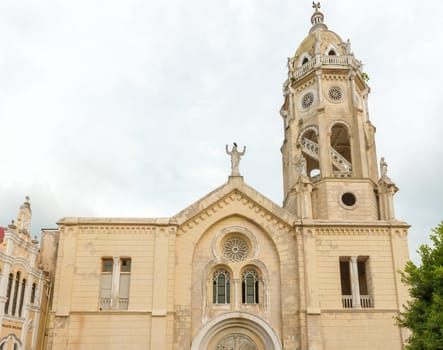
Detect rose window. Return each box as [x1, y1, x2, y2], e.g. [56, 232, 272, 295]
[223, 237, 249, 262]
[301, 92, 314, 109]
[328, 86, 343, 101]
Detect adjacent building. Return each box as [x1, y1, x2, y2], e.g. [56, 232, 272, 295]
[0, 198, 50, 350]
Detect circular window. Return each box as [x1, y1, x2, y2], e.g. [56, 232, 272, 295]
[341, 192, 356, 206]
[328, 86, 343, 102]
[223, 237, 249, 262]
[301, 92, 315, 109]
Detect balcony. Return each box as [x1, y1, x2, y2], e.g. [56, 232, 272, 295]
[289, 54, 362, 82]
[342, 295, 373, 308]
[99, 297, 129, 310]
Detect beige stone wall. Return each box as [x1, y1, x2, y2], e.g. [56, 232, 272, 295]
[321, 311, 403, 350]
[64, 314, 152, 350]
[312, 180, 378, 221]
[48, 219, 177, 350]
[316, 227, 400, 309]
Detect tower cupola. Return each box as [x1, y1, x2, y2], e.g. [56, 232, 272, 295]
[280, 4, 395, 222]
[310, 2, 327, 33]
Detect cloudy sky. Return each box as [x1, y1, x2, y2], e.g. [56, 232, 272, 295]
[1, 0, 442, 264]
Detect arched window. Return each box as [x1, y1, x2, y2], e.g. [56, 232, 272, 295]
[302, 57, 309, 65]
[242, 269, 259, 304]
[30, 283, 36, 304]
[212, 269, 230, 304]
[299, 127, 320, 179]
[330, 123, 352, 176]
[11, 272, 20, 316]
[18, 279, 26, 317]
[4, 273, 13, 314]
[328, 49, 337, 56]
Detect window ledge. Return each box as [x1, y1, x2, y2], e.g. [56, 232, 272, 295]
[3, 315, 25, 322]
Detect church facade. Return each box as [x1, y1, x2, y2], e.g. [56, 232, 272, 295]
[5, 4, 410, 350]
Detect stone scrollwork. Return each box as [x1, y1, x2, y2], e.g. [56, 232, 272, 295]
[216, 334, 258, 350]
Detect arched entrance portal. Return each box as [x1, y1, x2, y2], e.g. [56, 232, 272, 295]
[191, 312, 282, 350]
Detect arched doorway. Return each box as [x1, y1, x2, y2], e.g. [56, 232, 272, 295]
[191, 312, 282, 350]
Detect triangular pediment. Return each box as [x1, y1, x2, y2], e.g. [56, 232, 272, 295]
[173, 176, 296, 231]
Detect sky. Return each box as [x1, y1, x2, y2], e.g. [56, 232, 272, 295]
[1, 0, 442, 264]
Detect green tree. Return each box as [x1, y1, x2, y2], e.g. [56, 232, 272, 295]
[398, 222, 443, 349]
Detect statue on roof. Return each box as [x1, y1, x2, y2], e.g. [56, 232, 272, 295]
[380, 157, 388, 177]
[226, 143, 246, 176]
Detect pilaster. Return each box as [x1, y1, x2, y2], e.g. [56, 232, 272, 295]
[150, 228, 170, 349]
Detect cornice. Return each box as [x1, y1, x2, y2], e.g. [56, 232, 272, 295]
[57, 217, 177, 227]
[178, 190, 293, 235]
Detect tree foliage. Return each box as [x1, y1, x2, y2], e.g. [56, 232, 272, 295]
[398, 222, 443, 349]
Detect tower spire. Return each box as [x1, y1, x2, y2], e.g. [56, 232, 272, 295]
[310, 2, 327, 33]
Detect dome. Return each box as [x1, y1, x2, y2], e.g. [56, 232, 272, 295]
[291, 3, 347, 67]
[294, 29, 344, 59]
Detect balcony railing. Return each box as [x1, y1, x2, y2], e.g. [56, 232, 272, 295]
[118, 298, 129, 310]
[342, 295, 353, 308]
[342, 295, 373, 309]
[290, 54, 360, 82]
[99, 297, 129, 310]
[360, 295, 373, 308]
[99, 298, 112, 310]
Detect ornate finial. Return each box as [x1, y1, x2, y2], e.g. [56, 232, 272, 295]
[226, 143, 246, 176]
[25, 196, 30, 203]
[8, 220, 17, 230]
[310, 1, 327, 32]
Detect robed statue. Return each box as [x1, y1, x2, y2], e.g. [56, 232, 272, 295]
[226, 143, 246, 176]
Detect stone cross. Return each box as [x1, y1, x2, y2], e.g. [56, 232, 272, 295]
[226, 143, 246, 176]
[312, 2, 321, 11]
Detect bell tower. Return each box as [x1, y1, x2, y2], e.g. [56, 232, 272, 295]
[280, 3, 397, 221]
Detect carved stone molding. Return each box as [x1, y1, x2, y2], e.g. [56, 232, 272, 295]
[294, 78, 316, 93]
[314, 227, 390, 236]
[216, 334, 258, 350]
[323, 74, 347, 81]
[179, 191, 290, 235]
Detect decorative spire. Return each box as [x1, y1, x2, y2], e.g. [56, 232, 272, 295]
[310, 2, 327, 34]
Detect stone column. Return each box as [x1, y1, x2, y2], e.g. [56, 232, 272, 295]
[296, 178, 313, 219]
[349, 257, 361, 308]
[233, 279, 240, 310]
[378, 179, 398, 220]
[31, 276, 45, 350]
[8, 274, 17, 315]
[316, 70, 323, 103]
[111, 257, 120, 308]
[21, 279, 33, 346]
[150, 228, 170, 349]
[15, 278, 24, 317]
[302, 228, 323, 350]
